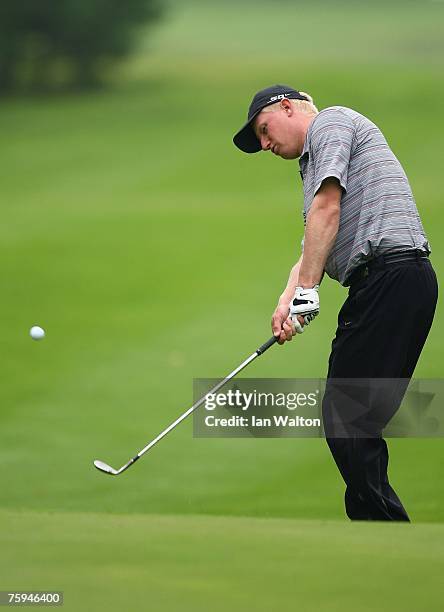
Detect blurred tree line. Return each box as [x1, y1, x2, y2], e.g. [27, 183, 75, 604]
[0, 0, 164, 93]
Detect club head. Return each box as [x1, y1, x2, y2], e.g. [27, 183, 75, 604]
[94, 460, 119, 475]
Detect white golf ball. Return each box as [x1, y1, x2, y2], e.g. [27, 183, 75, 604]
[30, 326, 45, 341]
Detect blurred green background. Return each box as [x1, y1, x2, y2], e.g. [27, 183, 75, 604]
[1, 1, 443, 610]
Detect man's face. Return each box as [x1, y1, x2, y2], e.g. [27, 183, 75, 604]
[253, 104, 300, 159]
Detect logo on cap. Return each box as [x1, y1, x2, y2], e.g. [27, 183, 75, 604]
[269, 93, 291, 102]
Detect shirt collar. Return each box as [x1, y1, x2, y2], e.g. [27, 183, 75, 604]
[300, 135, 310, 160]
[298, 145, 309, 172]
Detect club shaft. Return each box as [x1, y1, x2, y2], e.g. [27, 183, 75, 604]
[135, 336, 278, 460]
[136, 354, 256, 457]
[99, 336, 278, 475]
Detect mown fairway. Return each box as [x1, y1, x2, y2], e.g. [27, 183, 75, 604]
[2, 510, 444, 612]
[1, 1, 443, 609]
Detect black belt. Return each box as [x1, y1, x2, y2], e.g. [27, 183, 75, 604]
[347, 250, 429, 286]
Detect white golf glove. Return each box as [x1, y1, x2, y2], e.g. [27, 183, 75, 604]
[290, 285, 320, 334]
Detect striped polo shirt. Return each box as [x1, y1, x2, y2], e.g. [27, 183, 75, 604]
[299, 106, 430, 286]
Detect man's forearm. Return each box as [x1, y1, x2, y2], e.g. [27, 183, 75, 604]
[278, 257, 302, 306]
[298, 195, 340, 288]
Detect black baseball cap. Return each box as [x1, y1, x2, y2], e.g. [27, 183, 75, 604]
[233, 85, 308, 153]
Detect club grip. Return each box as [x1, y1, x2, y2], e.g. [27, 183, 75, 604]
[256, 335, 278, 355]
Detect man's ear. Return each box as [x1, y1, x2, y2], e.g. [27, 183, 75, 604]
[281, 98, 293, 116]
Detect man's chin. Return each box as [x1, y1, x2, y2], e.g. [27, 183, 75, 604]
[280, 151, 299, 160]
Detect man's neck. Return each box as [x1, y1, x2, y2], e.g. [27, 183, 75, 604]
[301, 113, 317, 138]
[297, 113, 317, 157]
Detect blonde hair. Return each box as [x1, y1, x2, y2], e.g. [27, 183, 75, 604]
[262, 91, 318, 116]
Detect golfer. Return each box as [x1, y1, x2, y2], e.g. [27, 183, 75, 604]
[233, 85, 438, 521]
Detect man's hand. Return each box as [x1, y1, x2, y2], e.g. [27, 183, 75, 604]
[290, 285, 320, 327]
[271, 302, 305, 345]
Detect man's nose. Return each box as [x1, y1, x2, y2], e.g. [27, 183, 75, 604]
[261, 136, 271, 150]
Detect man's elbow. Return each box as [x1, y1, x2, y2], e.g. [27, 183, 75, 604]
[311, 196, 341, 223]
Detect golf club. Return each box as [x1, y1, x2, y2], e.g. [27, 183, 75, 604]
[93, 335, 278, 476]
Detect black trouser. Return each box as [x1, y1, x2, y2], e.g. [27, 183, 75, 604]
[322, 254, 438, 521]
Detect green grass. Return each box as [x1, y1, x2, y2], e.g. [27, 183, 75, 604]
[1, 510, 444, 612]
[1, 1, 443, 609]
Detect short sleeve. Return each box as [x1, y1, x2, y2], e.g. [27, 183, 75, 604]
[310, 109, 355, 196]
